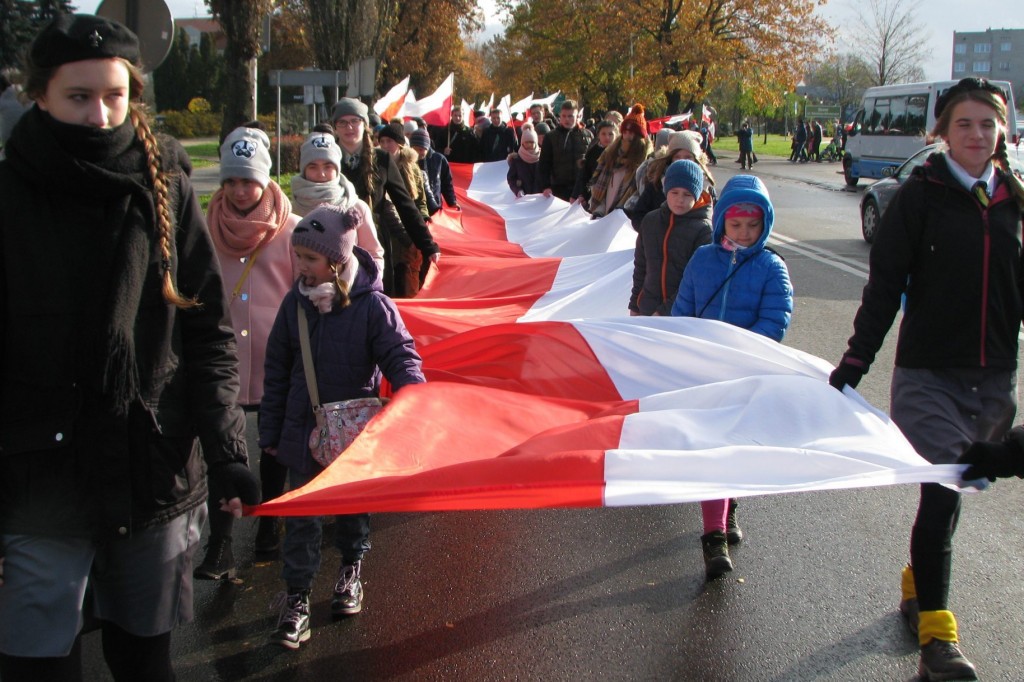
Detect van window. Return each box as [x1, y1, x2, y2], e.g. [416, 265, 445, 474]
[889, 97, 908, 133]
[865, 98, 889, 134]
[905, 96, 927, 136]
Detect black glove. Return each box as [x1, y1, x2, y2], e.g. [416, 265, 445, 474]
[208, 461, 261, 506]
[958, 439, 1024, 482]
[828, 361, 866, 391]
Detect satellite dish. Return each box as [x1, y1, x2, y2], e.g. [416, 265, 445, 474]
[96, 0, 175, 72]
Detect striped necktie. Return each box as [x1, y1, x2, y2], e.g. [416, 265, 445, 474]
[972, 181, 989, 208]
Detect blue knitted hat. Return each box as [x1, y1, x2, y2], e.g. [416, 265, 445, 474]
[663, 159, 704, 198]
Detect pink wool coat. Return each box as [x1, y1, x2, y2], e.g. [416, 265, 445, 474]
[216, 213, 300, 405]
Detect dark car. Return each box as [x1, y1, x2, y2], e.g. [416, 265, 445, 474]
[860, 144, 1024, 243]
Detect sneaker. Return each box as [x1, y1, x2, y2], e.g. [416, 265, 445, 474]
[270, 590, 311, 650]
[918, 639, 977, 681]
[700, 530, 733, 580]
[254, 516, 282, 555]
[331, 561, 363, 617]
[899, 597, 919, 635]
[726, 499, 743, 545]
[194, 535, 235, 581]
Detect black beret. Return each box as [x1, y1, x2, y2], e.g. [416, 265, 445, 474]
[30, 14, 140, 70]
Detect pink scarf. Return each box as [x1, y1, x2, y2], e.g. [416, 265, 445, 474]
[207, 181, 293, 257]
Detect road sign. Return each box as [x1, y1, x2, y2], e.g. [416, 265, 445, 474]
[96, 0, 174, 72]
[804, 104, 842, 120]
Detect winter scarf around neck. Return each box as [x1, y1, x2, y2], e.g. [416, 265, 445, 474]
[518, 144, 540, 164]
[289, 171, 359, 217]
[298, 257, 358, 313]
[207, 181, 293, 258]
[5, 106, 158, 417]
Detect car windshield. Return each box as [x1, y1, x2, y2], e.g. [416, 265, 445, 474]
[897, 146, 934, 181]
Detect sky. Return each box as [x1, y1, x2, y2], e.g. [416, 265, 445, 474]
[88, 0, 1015, 83]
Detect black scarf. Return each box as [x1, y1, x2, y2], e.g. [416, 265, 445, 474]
[5, 107, 159, 417]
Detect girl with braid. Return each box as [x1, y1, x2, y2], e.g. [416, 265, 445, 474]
[0, 15, 258, 681]
[829, 78, 1024, 681]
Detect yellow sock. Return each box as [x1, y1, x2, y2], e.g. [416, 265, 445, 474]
[901, 564, 916, 601]
[918, 610, 958, 646]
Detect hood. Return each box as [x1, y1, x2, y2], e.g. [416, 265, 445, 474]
[711, 174, 774, 251]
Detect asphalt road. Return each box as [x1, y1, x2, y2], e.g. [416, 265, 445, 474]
[80, 153, 1024, 681]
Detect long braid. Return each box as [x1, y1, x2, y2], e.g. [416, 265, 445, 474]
[994, 135, 1024, 211]
[130, 104, 198, 309]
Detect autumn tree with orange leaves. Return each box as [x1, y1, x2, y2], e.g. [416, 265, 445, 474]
[494, 0, 828, 115]
[381, 0, 483, 96]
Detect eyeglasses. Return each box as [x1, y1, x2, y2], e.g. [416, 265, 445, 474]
[335, 118, 363, 130]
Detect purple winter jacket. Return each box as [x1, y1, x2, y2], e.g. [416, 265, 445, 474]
[258, 247, 424, 474]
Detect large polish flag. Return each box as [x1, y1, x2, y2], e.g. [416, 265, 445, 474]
[249, 161, 971, 517]
[397, 162, 637, 345]
[254, 317, 962, 517]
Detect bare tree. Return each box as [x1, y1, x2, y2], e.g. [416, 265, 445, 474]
[849, 0, 930, 85]
[208, 0, 273, 141]
[806, 53, 875, 114]
[303, 0, 398, 104]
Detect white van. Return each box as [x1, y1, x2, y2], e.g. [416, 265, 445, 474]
[842, 79, 1017, 186]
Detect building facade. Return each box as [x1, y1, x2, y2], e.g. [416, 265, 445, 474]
[952, 29, 1023, 105]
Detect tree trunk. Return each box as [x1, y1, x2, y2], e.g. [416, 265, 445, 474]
[221, 53, 254, 142]
[665, 90, 682, 116]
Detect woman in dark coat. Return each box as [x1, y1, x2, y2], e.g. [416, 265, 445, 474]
[331, 98, 440, 297]
[0, 14, 257, 681]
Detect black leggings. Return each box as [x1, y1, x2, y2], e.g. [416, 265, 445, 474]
[0, 622, 173, 682]
[910, 483, 962, 612]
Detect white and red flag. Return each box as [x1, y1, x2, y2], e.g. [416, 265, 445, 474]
[250, 159, 968, 517]
[255, 317, 959, 516]
[372, 75, 410, 121]
[403, 73, 454, 126]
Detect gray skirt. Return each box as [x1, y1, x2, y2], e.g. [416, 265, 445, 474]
[890, 366, 1017, 464]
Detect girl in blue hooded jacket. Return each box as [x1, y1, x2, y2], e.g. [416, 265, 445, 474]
[259, 204, 424, 650]
[671, 173, 793, 580]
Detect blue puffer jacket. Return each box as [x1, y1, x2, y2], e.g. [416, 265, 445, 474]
[259, 247, 424, 474]
[671, 174, 793, 341]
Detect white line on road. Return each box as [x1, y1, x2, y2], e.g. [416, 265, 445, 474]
[769, 232, 1024, 342]
[768, 232, 870, 279]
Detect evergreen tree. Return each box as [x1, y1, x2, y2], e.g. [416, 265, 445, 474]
[153, 27, 190, 111]
[0, 0, 76, 70]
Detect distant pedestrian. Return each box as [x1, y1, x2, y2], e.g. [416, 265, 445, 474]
[736, 122, 754, 169]
[507, 122, 544, 197]
[539, 99, 589, 202]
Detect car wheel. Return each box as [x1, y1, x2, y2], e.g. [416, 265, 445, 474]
[862, 197, 880, 244]
[844, 155, 859, 187]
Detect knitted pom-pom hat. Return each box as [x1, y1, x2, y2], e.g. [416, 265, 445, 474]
[620, 103, 648, 139]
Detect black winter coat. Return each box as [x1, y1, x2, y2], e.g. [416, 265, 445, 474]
[843, 153, 1024, 371]
[0, 107, 248, 539]
[539, 124, 588, 195]
[631, 201, 713, 316]
[342, 148, 439, 297]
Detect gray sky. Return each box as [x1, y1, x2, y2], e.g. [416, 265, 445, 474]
[89, 0, 1016, 82]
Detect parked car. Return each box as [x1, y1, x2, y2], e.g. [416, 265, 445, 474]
[860, 143, 1024, 243]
